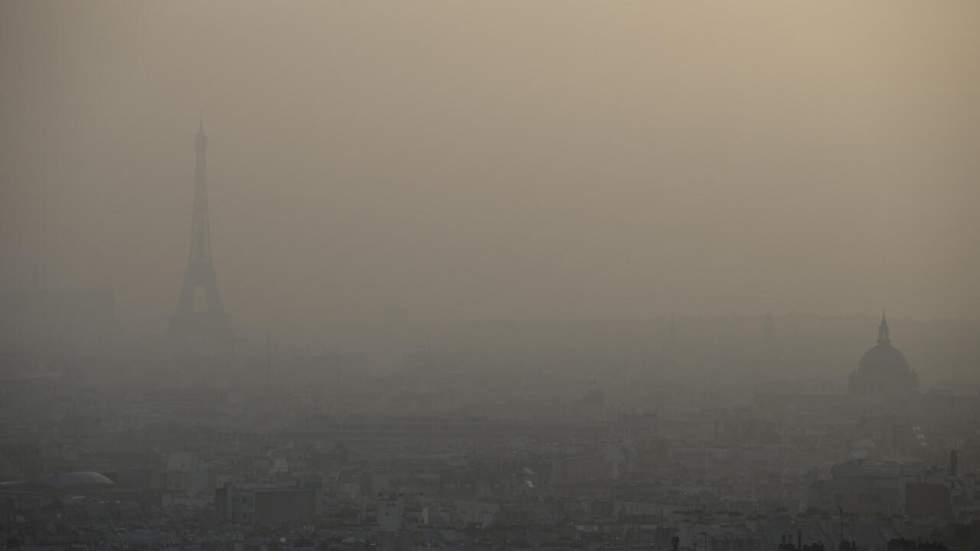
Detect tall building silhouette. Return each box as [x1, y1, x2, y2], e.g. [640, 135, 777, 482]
[168, 122, 232, 342]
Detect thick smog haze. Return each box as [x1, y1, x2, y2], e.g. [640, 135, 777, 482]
[7, 4, 980, 547]
[2, 1, 978, 337]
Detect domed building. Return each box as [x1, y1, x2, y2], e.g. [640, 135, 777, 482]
[849, 314, 918, 396]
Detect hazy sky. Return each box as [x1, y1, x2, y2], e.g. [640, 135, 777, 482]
[2, 1, 978, 335]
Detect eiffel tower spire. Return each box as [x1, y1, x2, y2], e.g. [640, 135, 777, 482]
[169, 122, 232, 341]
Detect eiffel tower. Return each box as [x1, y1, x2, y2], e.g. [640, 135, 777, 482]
[168, 121, 233, 341]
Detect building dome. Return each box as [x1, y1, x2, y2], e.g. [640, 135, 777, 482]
[848, 314, 918, 396]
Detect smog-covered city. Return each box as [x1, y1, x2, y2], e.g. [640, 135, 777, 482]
[2, 2, 979, 550]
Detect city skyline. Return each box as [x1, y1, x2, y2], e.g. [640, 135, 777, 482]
[2, 4, 980, 547]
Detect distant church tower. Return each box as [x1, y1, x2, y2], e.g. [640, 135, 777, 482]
[168, 122, 233, 341]
[848, 312, 918, 396]
[876, 312, 890, 344]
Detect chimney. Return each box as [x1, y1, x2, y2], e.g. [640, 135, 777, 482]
[949, 449, 959, 477]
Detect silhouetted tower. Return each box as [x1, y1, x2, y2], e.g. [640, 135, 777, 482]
[877, 311, 890, 344]
[169, 122, 232, 341]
